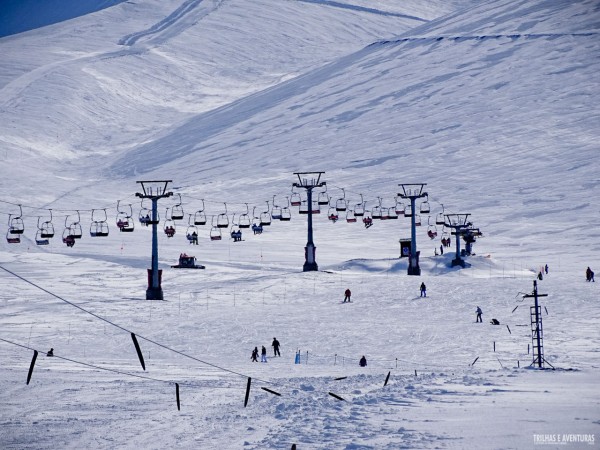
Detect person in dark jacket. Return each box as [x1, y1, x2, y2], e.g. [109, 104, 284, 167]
[251, 346, 259, 362]
[343, 288, 351, 303]
[359, 355, 367, 367]
[476, 306, 483, 323]
[272, 338, 281, 357]
[261, 345, 268, 363]
[420, 282, 426, 297]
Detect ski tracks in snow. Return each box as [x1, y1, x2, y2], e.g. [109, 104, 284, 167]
[118, 0, 224, 47]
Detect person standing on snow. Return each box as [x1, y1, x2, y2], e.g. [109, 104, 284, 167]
[343, 288, 351, 303]
[586, 266, 595, 282]
[251, 346, 259, 362]
[476, 306, 483, 323]
[359, 355, 367, 367]
[261, 345, 268, 363]
[272, 338, 281, 357]
[420, 282, 427, 297]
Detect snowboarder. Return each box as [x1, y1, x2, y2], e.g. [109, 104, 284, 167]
[261, 345, 268, 363]
[476, 306, 483, 323]
[359, 355, 367, 367]
[46, 348, 54, 357]
[420, 282, 426, 297]
[272, 338, 281, 357]
[251, 346, 259, 362]
[343, 288, 351, 303]
[545, 264, 549, 274]
[586, 266, 595, 282]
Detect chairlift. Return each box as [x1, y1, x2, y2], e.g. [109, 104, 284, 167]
[6, 230, 20, 244]
[229, 219, 243, 242]
[260, 201, 272, 226]
[420, 194, 431, 214]
[372, 205, 382, 219]
[328, 207, 339, 222]
[404, 204, 413, 218]
[436, 204, 446, 225]
[362, 210, 373, 228]
[239, 203, 251, 228]
[194, 200, 207, 226]
[35, 229, 49, 245]
[290, 187, 302, 207]
[335, 188, 347, 212]
[62, 227, 76, 247]
[387, 207, 398, 220]
[299, 201, 308, 215]
[210, 217, 222, 241]
[395, 198, 405, 216]
[280, 198, 292, 221]
[271, 196, 282, 220]
[139, 199, 157, 226]
[427, 217, 438, 239]
[415, 214, 422, 226]
[90, 209, 109, 237]
[164, 208, 176, 237]
[346, 209, 357, 223]
[317, 187, 329, 206]
[171, 193, 184, 220]
[38, 210, 55, 238]
[116, 201, 134, 232]
[217, 203, 229, 228]
[8, 205, 24, 234]
[66, 211, 83, 239]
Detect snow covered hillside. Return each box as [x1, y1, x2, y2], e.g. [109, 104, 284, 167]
[1, 0, 599, 449]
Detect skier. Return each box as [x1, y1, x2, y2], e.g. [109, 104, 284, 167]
[420, 282, 426, 297]
[586, 266, 595, 282]
[359, 355, 367, 367]
[439, 244, 444, 255]
[476, 306, 483, 323]
[343, 288, 351, 303]
[272, 338, 281, 357]
[261, 345, 268, 363]
[251, 346, 259, 362]
[545, 264, 549, 274]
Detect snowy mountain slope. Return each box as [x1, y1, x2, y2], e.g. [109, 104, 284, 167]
[1, 1, 599, 449]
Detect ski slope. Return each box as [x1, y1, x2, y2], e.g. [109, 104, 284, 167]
[1, 0, 599, 448]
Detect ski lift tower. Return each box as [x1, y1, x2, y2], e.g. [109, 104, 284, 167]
[443, 213, 472, 268]
[397, 183, 428, 275]
[135, 180, 173, 300]
[522, 280, 552, 369]
[293, 172, 325, 272]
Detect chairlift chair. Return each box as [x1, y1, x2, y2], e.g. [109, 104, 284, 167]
[210, 226, 222, 241]
[311, 201, 321, 214]
[271, 197, 282, 220]
[163, 208, 176, 237]
[420, 200, 431, 214]
[328, 207, 339, 222]
[35, 230, 49, 245]
[90, 209, 109, 237]
[395, 199, 405, 216]
[239, 209, 252, 228]
[290, 188, 302, 207]
[372, 205, 382, 220]
[8, 212, 24, 235]
[354, 194, 365, 216]
[362, 211, 373, 228]
[415, 214, 422, 226]
[317, 189, 329, 206]
[299, 201, 309, 215]
[38, 212, 55, 238]
[65, 211, 83, 239]
[217, 203, 229, 228]
[186, 225, 199, 244]
[346, 209, 357, 223]
[436, 212, 445, 225]
[6, 230, 20, 244]
[116, 201, 134, 232]
[62, 227, 76, 247]
[171, 193, 184, 220]
[404, 204, 413, 218]
[387, 207, 398, 219]
[280, 206, 291, 221]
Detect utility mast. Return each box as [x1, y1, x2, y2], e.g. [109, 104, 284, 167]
[397, 183, 428, 275]
[522, 280, 553, 368]
[293, 172, 325, 272]
[135, 180, 173, 300]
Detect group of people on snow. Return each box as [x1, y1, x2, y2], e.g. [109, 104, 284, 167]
[251, 338, 281, 363]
